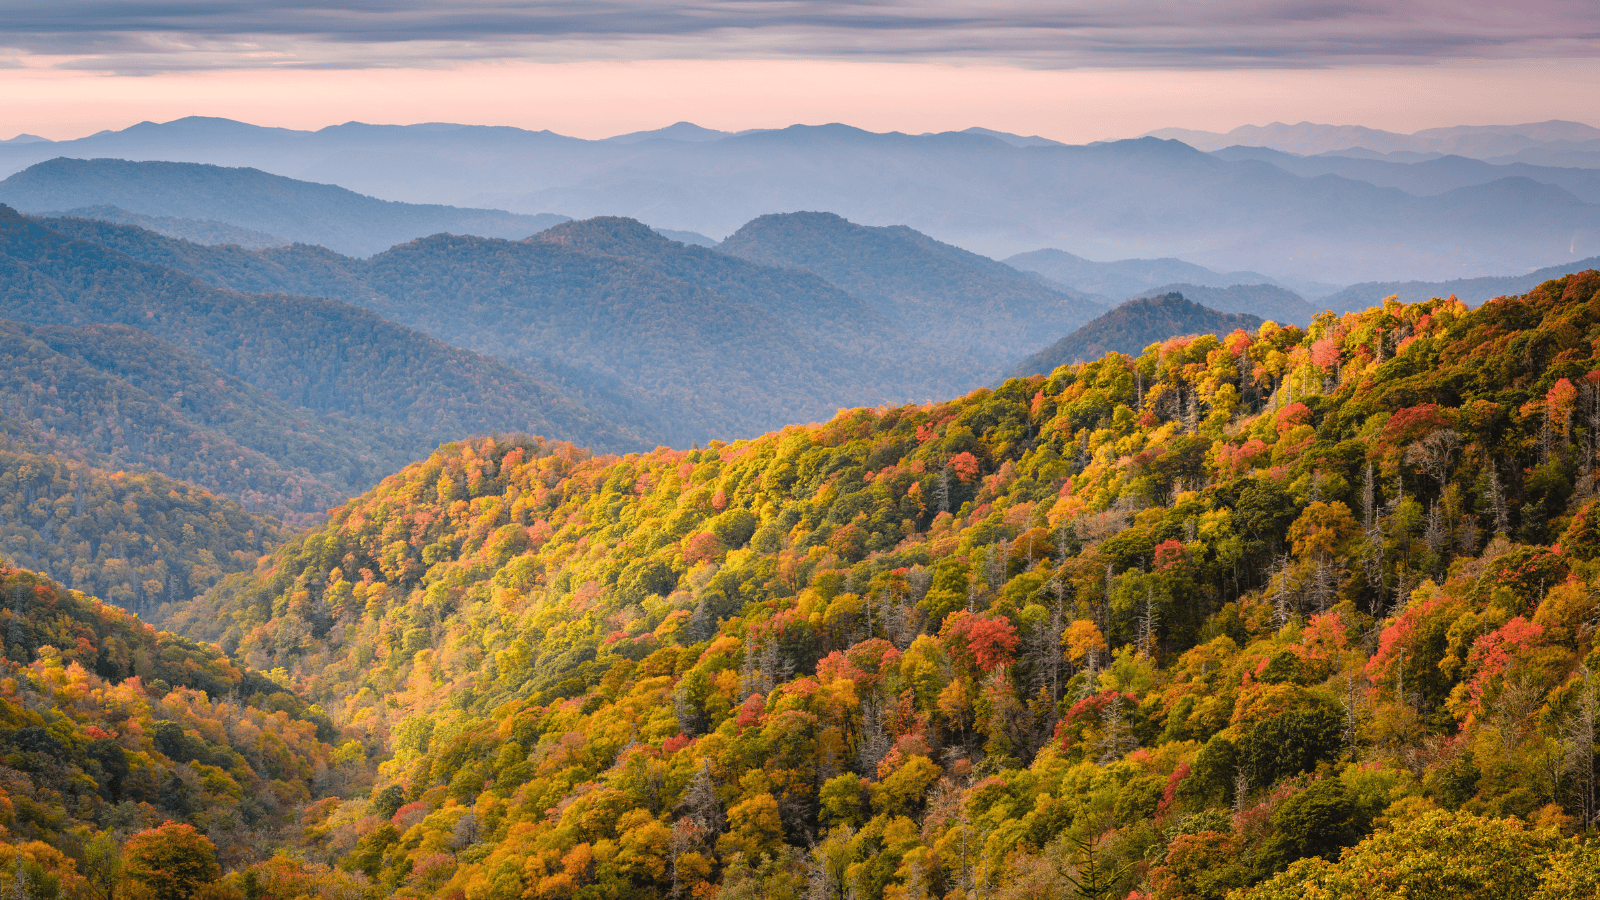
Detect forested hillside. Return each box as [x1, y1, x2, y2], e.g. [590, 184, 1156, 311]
[0, 444, 279, 615]
[33, 213, 975, 445]
[0, 206, 644, 516]
[161, 271, 1600, 898]
[0, 564, 363, 896]
[0, 318, 405, 521]
[1013, 293, 1263, 376]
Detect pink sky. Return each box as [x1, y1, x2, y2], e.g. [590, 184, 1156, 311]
[3, 56, 1597, 143]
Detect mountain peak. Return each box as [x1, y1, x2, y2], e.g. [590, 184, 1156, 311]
[533, 216, 672, 253]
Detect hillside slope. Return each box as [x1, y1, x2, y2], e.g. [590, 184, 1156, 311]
[0, 158, 568, 256]
[1011, 292, 1265, 375]
[166, 269, 1600, 899]
[0, 318, 410, 520]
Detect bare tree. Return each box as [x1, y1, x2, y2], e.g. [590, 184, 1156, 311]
[1096, 695, 1138, 764]
[1404, 429, 1462, 496]
[1486, 464, 1511, 536]
[1562, 667, 1599, 828]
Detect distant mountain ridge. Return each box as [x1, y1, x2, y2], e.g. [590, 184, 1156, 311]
[1011, 292, 1263, 376]
[1209, 146, 1600, 204]
[1145, 120, 1600, 162]
[0, 157, 570, 256]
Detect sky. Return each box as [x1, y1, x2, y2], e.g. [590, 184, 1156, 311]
[0, 1, 1596, 142]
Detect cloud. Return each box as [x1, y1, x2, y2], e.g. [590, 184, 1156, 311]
[1, 0, 1595, 74]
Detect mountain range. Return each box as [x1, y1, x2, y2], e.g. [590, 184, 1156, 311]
[2, 118, 1597, 282]
[32, 204, 1105, 447]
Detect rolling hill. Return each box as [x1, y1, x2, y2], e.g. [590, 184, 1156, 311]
[1011, 292, 1264, 375]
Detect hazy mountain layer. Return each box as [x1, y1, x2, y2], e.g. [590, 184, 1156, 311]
[1011, 292, 1264, 375]
[1321, 254, 1600, 311]
[1005, 247, 1280, 300]
[3, 117, 1598, 281]
[1210, 146, 1600, 204]
[1147, 119, 1600, 159]
[718, 211, 1106, 362]
[0, 157, 570, 256]
[47, 203, 290, 248]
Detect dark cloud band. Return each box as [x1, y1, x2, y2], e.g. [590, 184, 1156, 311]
[1, 0, 1595, 73]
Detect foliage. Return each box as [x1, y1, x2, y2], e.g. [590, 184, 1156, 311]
[0, 564, 347, 877]
[16, 270, 1600, 898]
[123, 822, 220, 900]
[1239, 808, 1570, 899]
[146, 271, 1600, 900]
[0, 444, 280, 614]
